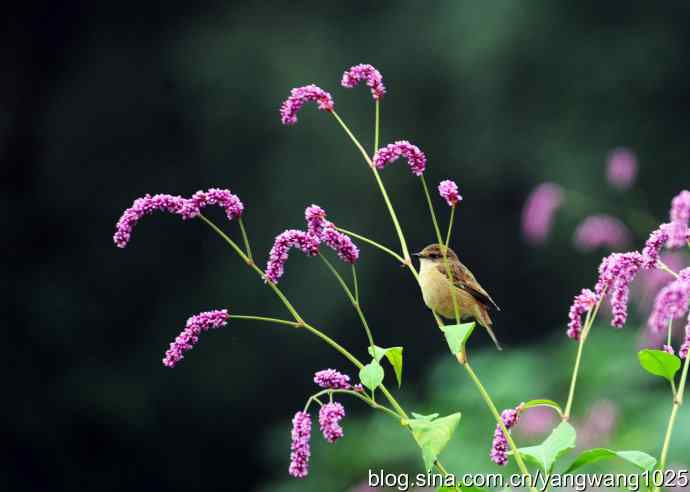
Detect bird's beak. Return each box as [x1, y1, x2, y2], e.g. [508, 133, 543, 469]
[412, 252, 422, 257]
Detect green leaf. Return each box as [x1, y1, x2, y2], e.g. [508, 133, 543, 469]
[411, 412, 439, 422]
[638, 349, 681, 383]
[359, 359, 384, 392]
[565, 448, 657, 473]
[409, 412, 462, 472]
[515, 421, 576, 473]
[441, 322, 476, 354]
[368, 345, 404, 387]
[522, 399, 564, 417]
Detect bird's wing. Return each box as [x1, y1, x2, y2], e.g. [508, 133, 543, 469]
[436, 261, 501, 311]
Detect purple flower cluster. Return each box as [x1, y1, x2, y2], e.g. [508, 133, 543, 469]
[438, 180, 462, 207]
[319, 402, 346, 443]
[162, 309, 229, 367]
[490, 407, 520, 466]
[341, 64, 386, 100]
[663, 344, 675, 355]
[642, 225, 671, 269]
[521, 183, 564, 245]
[313, 369, 353, 389]
[265, 230, 321, 283]
[265, 205, 359, 283]
[280, 84, 334, 126]
[289, 411, 312, 478]
[667, 190, 690, 248]
[606, 148, 637, 190]
[574, 215, 631, 252]
[648, 268, 690, 333]
[596, 252, 644, 328]
[567, 289, 598, 340]
[680, 331, 690, 360]
[373, 140, 427, 176]
[113, 189, 244, 248]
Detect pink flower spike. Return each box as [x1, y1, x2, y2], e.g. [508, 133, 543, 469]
[341, 64, 386, 100]
[642, 225, 671, 269]
[606, 148, 637, 190]
[113, 194, 191, 248]
[305, 204, 328, 237]
[319, 402, 346, 443]
[670, 190, 690, 223]
[313, 369, 352, 390]
[438, 180, 462, 207]
[303, 204, 359, 263]
[648, 272, 690, 333]
[490, 407, 520, 466]
[573, 215, 631, 252]
[265, 230, 321, 283]
[280, 84, 334, 126]
[190, 188, 244, 222]
[289, 411, 312, 478]
[373, 141, 427, 176]
[521, 183, 564, 245]
[162, 309, 229, 367]
[567, 289, 598, 340]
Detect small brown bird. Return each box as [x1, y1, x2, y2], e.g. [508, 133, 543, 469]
[414, 243, 502, 350]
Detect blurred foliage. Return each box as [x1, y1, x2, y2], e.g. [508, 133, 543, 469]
[4, 1, 690, 491]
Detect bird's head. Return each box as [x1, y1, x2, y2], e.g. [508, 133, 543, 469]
[413, 243, 459, 264]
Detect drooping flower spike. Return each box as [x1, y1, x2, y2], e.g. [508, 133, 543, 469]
[648, 268, 690, 333]
[162, 309, 229, 368]
[265, 230, 321, 283]
[289, 411, 312, 478]
[373, 140, 427, 176]
[566, 289, 598, 340]
[642, 225, 671, 269]
[280, 84, 334, 126]
[438, 180, 462, 207]
[521, 182, 564, 245]
[489, 406, 521, 466]
[341, 64, 386, 100]
[305, 205, 359, 264]
[667, 190, 690, 248]
[319, 402, 346, 443]
[573, 215, 631, 252]
[113, 189, 244, 248]
[596, 252, 644, 328]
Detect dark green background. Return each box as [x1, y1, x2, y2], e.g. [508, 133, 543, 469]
[5, 1, 690, 491]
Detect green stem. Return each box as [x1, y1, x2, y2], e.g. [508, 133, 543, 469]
[667, 318, 674, 350]
[563, 296, 604, 420]
[238, 217, 253, 261]
[330, 110, 411, 263]
[421, 175, 460, 322]
[464, 362, 536, 491]
[654, 354, 690, 492]
[229, 314, 299, 328]
[335, 226, 405, 265]
[657, 260, 680, 279]
[305, 388, 400, 420]
[352, 265, 360, 303]
[319, 253, 375, 350]
[445, 205, 456, 248]
[374, 99, 380, 154]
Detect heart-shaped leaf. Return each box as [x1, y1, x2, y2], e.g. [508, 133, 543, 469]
[368, 345, 404, 387]
[638, 349, 681, 384]
[441, 322, 476, 354]
[359, 359, 384, 392]
[514, 421, 576, 473]
[565, 448, 657, 473]
[409, 412, 462, 472]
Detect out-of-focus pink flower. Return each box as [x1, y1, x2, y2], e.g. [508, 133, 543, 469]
[280, 84, 334, 126]
[341, 64, 386, 100]
[521, 183, 564, 245]
[667, 191, 690, 248]
[633, 252, 687, 309]
[663, 344, 675, 355]
[606, 148, 637, 190]
[515, 406, 558, 437]
[648, 270, 690, 333]
[573, 215, 631, 252]
[577, 400, 618, 449]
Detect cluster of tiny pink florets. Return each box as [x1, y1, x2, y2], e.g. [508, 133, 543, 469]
[490, 407, 520, 466]
[162, 310, 229, 368]
[438, 180, 462, 207]
[280, 84, 334, 125]
[373, 140, 427, 176]
[265, 205, 359, 283]
[341, 64, 386, 100]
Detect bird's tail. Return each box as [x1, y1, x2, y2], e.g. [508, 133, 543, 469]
[477, 306, 503, 351]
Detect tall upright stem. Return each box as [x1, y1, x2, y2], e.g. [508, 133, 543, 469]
[374, 100, 380, 154]
[238, 217, 253, 261]
[654, 353, 690, 492]
[330, 110, 411, 263]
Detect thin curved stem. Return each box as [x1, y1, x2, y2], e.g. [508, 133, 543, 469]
[464, 362, 536, 491]
[374, 100, 380, 154]
[229, 314, 299, 328]
[420, 175, 444, 244]
[330, 110, 411, 263]
[335, 226, 405, 264]
[564, 295, 604, 420]
[352, 265, 360, 303]
[445, 206, 456, 248]
[306, 388, 400, 421]
[319, 253, 375, 350]
[654, 354, 690, 492]
[657, 260, 680, 279]
[238, 217, 253, 261]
